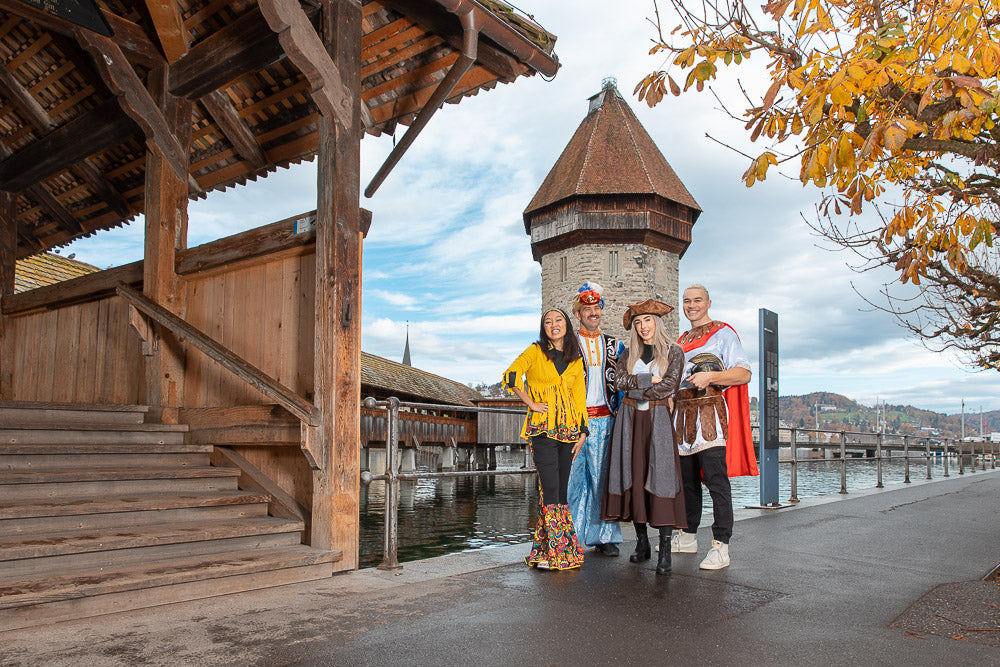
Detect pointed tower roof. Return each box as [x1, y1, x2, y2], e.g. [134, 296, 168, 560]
[524, 79, 700, 219]
[402, 325, 412, 367]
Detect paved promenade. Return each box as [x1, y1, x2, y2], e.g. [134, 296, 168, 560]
[2, 470, 999, 666]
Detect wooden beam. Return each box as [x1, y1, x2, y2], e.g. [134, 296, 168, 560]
[259, 0, 353, 128]
[198, 90, 267, 170]
[142, 0, 189, 64]
[140, 66, 190, 422]
[0, 192, 15, 397]
[71, 158, 134, 219]
[2, 261, 142, 315]
[168, 5, 319, 100]
[311, 0, 362, 569]
[0, 141, 82, 236]
[24, 183, 83, 235]
[0, 98, 139, 193]
[378, 0, 522, 80]
[76, 29, 188, 181]
[0, 64, 55, 132]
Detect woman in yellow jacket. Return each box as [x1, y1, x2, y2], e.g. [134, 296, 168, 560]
[503, 308, 589, 570]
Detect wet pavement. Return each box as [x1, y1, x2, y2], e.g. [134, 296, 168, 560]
[1, 470, 998, 666]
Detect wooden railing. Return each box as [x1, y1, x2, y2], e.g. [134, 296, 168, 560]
[116, 281, 319, 430]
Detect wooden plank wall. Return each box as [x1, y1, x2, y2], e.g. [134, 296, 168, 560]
[7, 296, 145, 403]
[182, 249, 315, 409]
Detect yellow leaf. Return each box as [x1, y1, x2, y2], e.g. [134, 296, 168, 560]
[883, 126, 907, 151]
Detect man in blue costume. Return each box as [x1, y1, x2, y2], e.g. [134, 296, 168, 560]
[568, 282, 625, 556]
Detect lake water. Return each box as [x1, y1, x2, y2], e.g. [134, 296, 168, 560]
[359, 447, 983, 568]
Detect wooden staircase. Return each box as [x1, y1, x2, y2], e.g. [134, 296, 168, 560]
[0, 402, 339, 632]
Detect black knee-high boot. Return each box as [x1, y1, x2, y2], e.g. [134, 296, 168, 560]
[630, 522, 651, 562]
[656, 528, 672, 575]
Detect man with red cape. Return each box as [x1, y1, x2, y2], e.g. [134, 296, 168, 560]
[671, 284, 758, 570]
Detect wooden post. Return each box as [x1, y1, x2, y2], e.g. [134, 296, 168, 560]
[0, 192, 15, 398]
[143, 66, 191, 422]
[311, 0, 362, 569]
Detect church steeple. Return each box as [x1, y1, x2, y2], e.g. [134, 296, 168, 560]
[402, 324, 412, 367]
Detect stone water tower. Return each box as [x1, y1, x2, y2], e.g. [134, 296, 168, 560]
[523, 78, 702, 340]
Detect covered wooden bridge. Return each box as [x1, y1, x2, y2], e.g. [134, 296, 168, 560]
[0, 0, 557, 630]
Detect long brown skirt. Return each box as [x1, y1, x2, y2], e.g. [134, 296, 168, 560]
[603, 408, 687, 528]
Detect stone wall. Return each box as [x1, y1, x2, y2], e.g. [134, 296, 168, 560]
[540, 242, 680, 342]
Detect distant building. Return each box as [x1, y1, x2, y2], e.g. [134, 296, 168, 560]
[14, 252, 99, 293]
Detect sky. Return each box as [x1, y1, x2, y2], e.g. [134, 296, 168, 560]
[62, 1, 998, 416]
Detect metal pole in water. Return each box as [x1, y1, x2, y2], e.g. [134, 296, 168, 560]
[958, 438, 964, 475]
[379, 397, 402, 571]
[924, 437, 931, 480]
[903, 434, 910, 483]
[943, 439, 949, 477]
[876, 432, 884, 488]
[839, 430, 848, 494]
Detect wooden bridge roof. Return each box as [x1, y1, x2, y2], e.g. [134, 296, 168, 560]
[361, 350, 482, 406]
[0, 0, 558, 259]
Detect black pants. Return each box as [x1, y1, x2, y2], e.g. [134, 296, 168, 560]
[532, 435, 573, 506]
[679, 446, 733, 543]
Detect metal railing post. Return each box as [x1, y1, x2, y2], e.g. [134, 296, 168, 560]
[943, 439, 949, 477]
[789, 427, 799, 502]
[876, 432, 884, 488]
[958, 438, 964, 475]
[903, 434, 910, 483]
[924, 436, 931, 480]
[981, 440, 987, 471]
[378, 397, 402, 571]
[839, 430, 848, 494]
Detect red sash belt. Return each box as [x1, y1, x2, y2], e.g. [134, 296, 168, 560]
[587, 405, 611, 418]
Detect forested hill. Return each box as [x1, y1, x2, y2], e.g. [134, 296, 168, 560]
[749, 392, 999, 437]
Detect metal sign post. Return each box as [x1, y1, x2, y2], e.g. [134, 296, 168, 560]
[758, 308, 780, 506]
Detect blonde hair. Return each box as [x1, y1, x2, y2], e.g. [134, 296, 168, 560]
[625, 315, 673, 376]
[684, 283, 710, 300]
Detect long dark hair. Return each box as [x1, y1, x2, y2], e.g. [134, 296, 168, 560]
[536, 308, 582, 364]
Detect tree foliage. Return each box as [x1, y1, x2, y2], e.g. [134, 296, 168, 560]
[637, 0, 1000, 370]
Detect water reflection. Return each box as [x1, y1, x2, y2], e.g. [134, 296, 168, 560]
[359, 448, 965, 568]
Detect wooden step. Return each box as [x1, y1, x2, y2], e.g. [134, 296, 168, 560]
[1, 474, 241, 501]
[0, 425, 186, 446]
[0, 452, 210, 471]
[0, 489, 272, 521]
[0, 517, 305, 561]
[0, 546, 340, 632]
[3, 529, 305, 579]
[0, 443, 210, 455]
[0, 498, 271, 535]
[1, 466, 240, 484]
[0, 401, 149, 426]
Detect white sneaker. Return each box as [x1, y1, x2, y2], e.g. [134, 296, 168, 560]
[699, 540, 730, 570]
[671, 530, 698, 553]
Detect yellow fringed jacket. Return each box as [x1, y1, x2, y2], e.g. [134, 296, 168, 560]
[502, 343, 588, 443]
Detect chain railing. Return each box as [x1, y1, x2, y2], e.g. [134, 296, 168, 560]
[776, 426, 996, 503]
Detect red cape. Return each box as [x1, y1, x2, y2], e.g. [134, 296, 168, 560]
[678, 322, 759, 478]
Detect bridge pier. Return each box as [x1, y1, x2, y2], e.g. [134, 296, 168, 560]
[399, 448, 417, 474]
[438, 445, 457, 471]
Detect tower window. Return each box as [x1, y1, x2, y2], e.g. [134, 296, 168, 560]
[609, 250, 619, 277]
[560, 255, 568, 282]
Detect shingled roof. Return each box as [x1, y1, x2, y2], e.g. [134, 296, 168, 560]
[524, 80, 700, 218]
[361, 351, 482, 406]
[14, 252, 100, 293]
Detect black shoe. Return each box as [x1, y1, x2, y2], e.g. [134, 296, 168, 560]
[656, 532, 672, 575]
[594, 543, 620, 557]
[630, 534, 651, 562]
